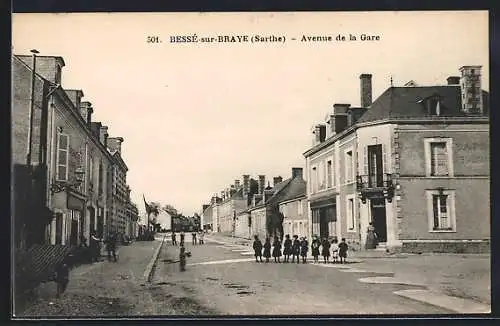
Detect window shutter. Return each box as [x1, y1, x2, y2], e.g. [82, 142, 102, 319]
[382, 143, 387, 174]
[363, 146, 368, 175]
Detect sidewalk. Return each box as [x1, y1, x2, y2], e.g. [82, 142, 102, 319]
[16, 240, 163, 317]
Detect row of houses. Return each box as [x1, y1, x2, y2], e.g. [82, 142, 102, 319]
[201, 65, 490, 253]
[12, 53, 140, 250]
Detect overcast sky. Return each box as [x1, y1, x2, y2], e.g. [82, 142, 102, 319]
[12, 11, 488, 216]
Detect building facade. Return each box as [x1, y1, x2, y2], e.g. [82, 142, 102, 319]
[305, 67, 490, 253]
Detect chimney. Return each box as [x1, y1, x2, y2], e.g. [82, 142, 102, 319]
[17, 55, 65, 84]
[80, 101, 93, 124]
[292, 167, 303, 179]
[99, 126, 108, 145]
[360, 74, 373, 107]
[107, 137, 124, 154]
[242, 175, 250, 196]
[65, 89, 84, 111]
[273, 176, 283, 187]
[459, 66, 483, 114]
[447, 76, 460, 85]
[258, 175, 266, 194]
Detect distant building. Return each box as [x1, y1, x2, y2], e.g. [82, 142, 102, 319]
[304, 67, 489, 253]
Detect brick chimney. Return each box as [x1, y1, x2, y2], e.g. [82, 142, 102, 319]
[459, 66, 483, 114]
[292, 167, 303, 179]
[273, 176, 283, 187]
[447, 76, 460, 85]
[258, 175, 266, 194]
[80, 101, 93, 124]
[65, 89, 84, 111]
[17, 55, 65, 84]
[360, 74, 373, 107]
[107, 137, 124, 154]
[99, 126, 109, 147]
[242, 175, 250, 196]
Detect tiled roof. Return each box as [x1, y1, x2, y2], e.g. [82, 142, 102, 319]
[356, 86, 489, 124]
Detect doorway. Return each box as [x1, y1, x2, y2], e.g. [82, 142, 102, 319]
[370, 198, 387, 242]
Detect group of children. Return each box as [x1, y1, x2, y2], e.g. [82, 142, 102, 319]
[252, 234, 348, 264]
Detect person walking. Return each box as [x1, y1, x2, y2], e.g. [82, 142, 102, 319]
[283, 234, 292, 263]
[300, 237, 309, 264]
[291, 235, 301, 263]
[272, 236, 282, 263]
[321, 237, 331, 264]
[105, 232, 118, 262]
[180, 231, 185, 246]
[54, 257, 70, 298]
[331, 238, 339, 263]
[338, 238, 349, 264]
[171, 232, 177, 246]
[253, 235, 263, 262]
[263, 237, 272, 263]
[191, 231, 197, 245]
[311, 236, 320, 263]
[199, 230, 205, 245]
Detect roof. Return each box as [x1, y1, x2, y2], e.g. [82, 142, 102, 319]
[356, 85, 488, 123]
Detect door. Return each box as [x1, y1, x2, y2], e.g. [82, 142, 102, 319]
[370, 198, 387, 242]
[368, 144, 384, 187]
[319, 208, 329, 239]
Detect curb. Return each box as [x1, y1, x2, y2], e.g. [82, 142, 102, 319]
[143, 235, 166, 283]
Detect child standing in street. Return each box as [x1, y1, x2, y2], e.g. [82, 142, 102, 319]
[291, 235, 300, 264]
[321, 237, 331, 264]
[263, 238, 272, 263]
[338, 238, 348, 264]
[311, 236, 320, 263]
[300, 237, 309, 264]
[272, 236, 282, 263]
[253, 235, 263, 262]
[331, 238, 339, 263]
[54, 258, 70, 298]
[283, 234, 292, 263]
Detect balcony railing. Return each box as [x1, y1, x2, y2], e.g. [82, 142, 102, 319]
[356, 173, 395, 203]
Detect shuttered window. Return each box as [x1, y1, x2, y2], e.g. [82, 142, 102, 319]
[56, 133, 69, 181]
[430, 142, 448, 176]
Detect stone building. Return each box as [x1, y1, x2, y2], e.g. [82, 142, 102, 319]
[304, 67, 489, 253]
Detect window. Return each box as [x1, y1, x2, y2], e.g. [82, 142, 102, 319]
[56, 133, 69, 181]
[427, 190, 456, 232]
[312, 166, 318, 192]
[345, 149, 354, 183]
[346, 196, 355, 232]
[424, 138, 453, 177]
[327, 160, 333, 188]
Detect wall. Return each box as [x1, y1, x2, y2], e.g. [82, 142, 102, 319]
[396, 122, 490, 249]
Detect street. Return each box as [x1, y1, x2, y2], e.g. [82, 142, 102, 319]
[16, 233, 491, 317]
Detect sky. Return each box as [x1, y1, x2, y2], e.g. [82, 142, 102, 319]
[12, 11, 489, 216]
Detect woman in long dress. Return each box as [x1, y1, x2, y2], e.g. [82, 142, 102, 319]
[365, 222, 378, 249]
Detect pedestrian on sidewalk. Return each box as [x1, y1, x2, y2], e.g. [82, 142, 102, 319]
[253, 235, 263, 262]
[192, 231, 197, 245]
[272, 236, 282, 263]
[311, 236, 320, 263]
[199, 230, 205, 245]
[291, 235, 300, 263]
[105, 232, 118, 262]
[54, 257, 70, 298]
[300, 237, 309, 264]
[283, 234, 292, 263]
[338, 238, 348, 264]
[331, 238, 339, 263]
[263, 237, 271, 263]
[180, 231, 185, 246]
[171, 232, 177, 246]
[321, 237, 331, 264]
